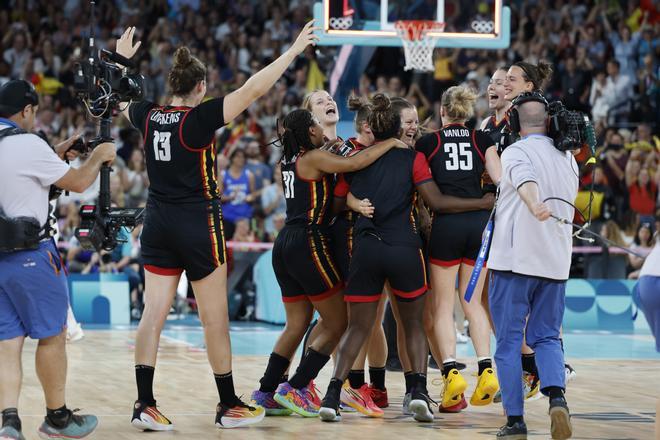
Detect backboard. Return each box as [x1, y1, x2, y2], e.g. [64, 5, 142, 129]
[314, 0, 510, 49]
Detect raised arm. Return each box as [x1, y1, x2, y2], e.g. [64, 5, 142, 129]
[223, 21, 319, 122]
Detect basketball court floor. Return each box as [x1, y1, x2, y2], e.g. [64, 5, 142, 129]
[14, 321, 658, 439]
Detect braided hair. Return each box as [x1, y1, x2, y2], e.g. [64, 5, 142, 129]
[367, 93, 401, 141]
[281, 109, 316, 162]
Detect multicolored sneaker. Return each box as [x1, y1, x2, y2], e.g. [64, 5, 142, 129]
[215, 398, 265, 429]
[409, 390, 435, 422]
[523, 372, 541, 400]
[368, 385, 389, 408]
[305, 381, 322, 411]
[250, 390, 292, 416]
[441, 369, 468, 408]
[439, 393, 467, 413]
[0, 426, 25, 440]
[131, 401, 173, 431]
[470, 368, 500, 406]
[340, 382, 384, 417]
[38, 410, 98, 439]
[273, 382, 319, 417]
[402, 393, 412, 415]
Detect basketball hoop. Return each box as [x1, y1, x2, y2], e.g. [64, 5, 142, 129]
[395, 20, 445, 72]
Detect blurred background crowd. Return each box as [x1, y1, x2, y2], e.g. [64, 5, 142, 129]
[1, 0, 658, 319]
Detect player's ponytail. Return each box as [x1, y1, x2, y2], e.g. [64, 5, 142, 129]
[347, 95, 372, 134]
[281, 109, 315, 162]
[168, 46, 206, 97]
[367, 93, 401, 141]
[441, 86, 477, 121]
[513, 60, 553, 92]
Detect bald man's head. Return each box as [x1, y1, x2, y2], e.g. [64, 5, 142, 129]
[516, 101, 548, 133]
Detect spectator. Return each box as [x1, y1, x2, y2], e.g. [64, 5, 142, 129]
[561, 56, 590, 112]
[221, 148, 256, 240]
[124, 148, 149, 207]
[626, 159, 658, 225]
[628, 222, 655, 279]
[604, 60, 633, 123]
[2, 25, 31, 78]
[589, 70, 610, 125]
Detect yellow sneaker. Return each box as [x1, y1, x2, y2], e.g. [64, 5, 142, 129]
[470, 368, 500, 406]
[523, 372, 540, 400]
[441, 369, 468, 408]
[215, 398, 265, 429]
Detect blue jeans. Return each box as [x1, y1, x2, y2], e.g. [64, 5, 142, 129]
[0, 240, 68, 340]
[489, 270, 566, 416]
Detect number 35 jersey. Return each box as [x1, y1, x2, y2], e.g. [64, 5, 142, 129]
[280, 151, 334, 227]
[415, 123, 493, 199]
[128, 98, 226, 203]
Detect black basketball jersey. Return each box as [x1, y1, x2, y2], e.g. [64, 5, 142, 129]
[415, 123, 493, 199]
[482, 115, 506, 146]
[281, 152, 334, 227]
[128, 98, 226, 203]
[348, 148, 433, 247]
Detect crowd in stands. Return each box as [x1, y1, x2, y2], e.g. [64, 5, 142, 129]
[1, 0, 658, 317]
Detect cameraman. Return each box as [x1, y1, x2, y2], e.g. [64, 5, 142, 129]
[0, 79, 115, 440]
[486, 93, 578, 440]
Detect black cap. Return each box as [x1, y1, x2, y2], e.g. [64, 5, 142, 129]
[0, 79, 39, 117]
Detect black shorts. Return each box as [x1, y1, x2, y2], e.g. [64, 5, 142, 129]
[272, 225, 343, 303]
[141, 198, 226, 281]
[345, 234, 428, 303]
[329, 214, 354, 280]
[429, 210, 490, 267]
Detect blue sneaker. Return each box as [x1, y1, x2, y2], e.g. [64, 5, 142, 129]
[0, 426, 25, 440]
[38, 410, 98, 439]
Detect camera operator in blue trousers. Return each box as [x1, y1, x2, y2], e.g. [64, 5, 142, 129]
[487, 93, 578, 440]
[0, 79, 115, 439]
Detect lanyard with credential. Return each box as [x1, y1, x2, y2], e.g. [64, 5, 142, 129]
[464, 187, 499, 303]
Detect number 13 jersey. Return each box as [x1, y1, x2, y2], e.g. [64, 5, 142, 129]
[415, 123, 493, 199]
[280, 151, 334, 227]
[128, 98, 226, 203]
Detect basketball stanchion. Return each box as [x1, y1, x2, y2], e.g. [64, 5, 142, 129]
[394, 20, 445, 72]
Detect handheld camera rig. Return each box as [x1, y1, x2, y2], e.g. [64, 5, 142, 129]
[73, 0, 145, 251]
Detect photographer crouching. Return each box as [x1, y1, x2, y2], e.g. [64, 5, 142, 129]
[0, 80, 115, 440]
[487, 93, 578, 440]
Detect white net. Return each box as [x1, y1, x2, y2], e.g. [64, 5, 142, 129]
[395, 21, 445, 72]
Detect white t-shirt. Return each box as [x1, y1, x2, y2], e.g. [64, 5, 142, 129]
[488, 135, 579, 280]
[0, 123, 70, 225]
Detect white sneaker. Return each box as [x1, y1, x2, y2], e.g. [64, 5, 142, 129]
[67, 323, 84, 342]
[565, 364, 576, 384]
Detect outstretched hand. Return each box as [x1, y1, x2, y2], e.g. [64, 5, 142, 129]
[289, 20, 320, 56]
[116, 27, 142, 61]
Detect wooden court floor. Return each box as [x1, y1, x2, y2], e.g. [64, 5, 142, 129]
[12, 330, 659, 440]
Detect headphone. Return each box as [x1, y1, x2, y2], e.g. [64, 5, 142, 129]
[507, 91, 548, 134]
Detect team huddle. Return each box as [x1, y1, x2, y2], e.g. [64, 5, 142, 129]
[104, 20, 574, 439]
[0, 22, 574, 440]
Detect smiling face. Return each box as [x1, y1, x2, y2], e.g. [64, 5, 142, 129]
[399, 107, 419, 147]
[307, 90, 339, 126]
[487, 69, 508, 110]
[504, 65, 533, 101]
